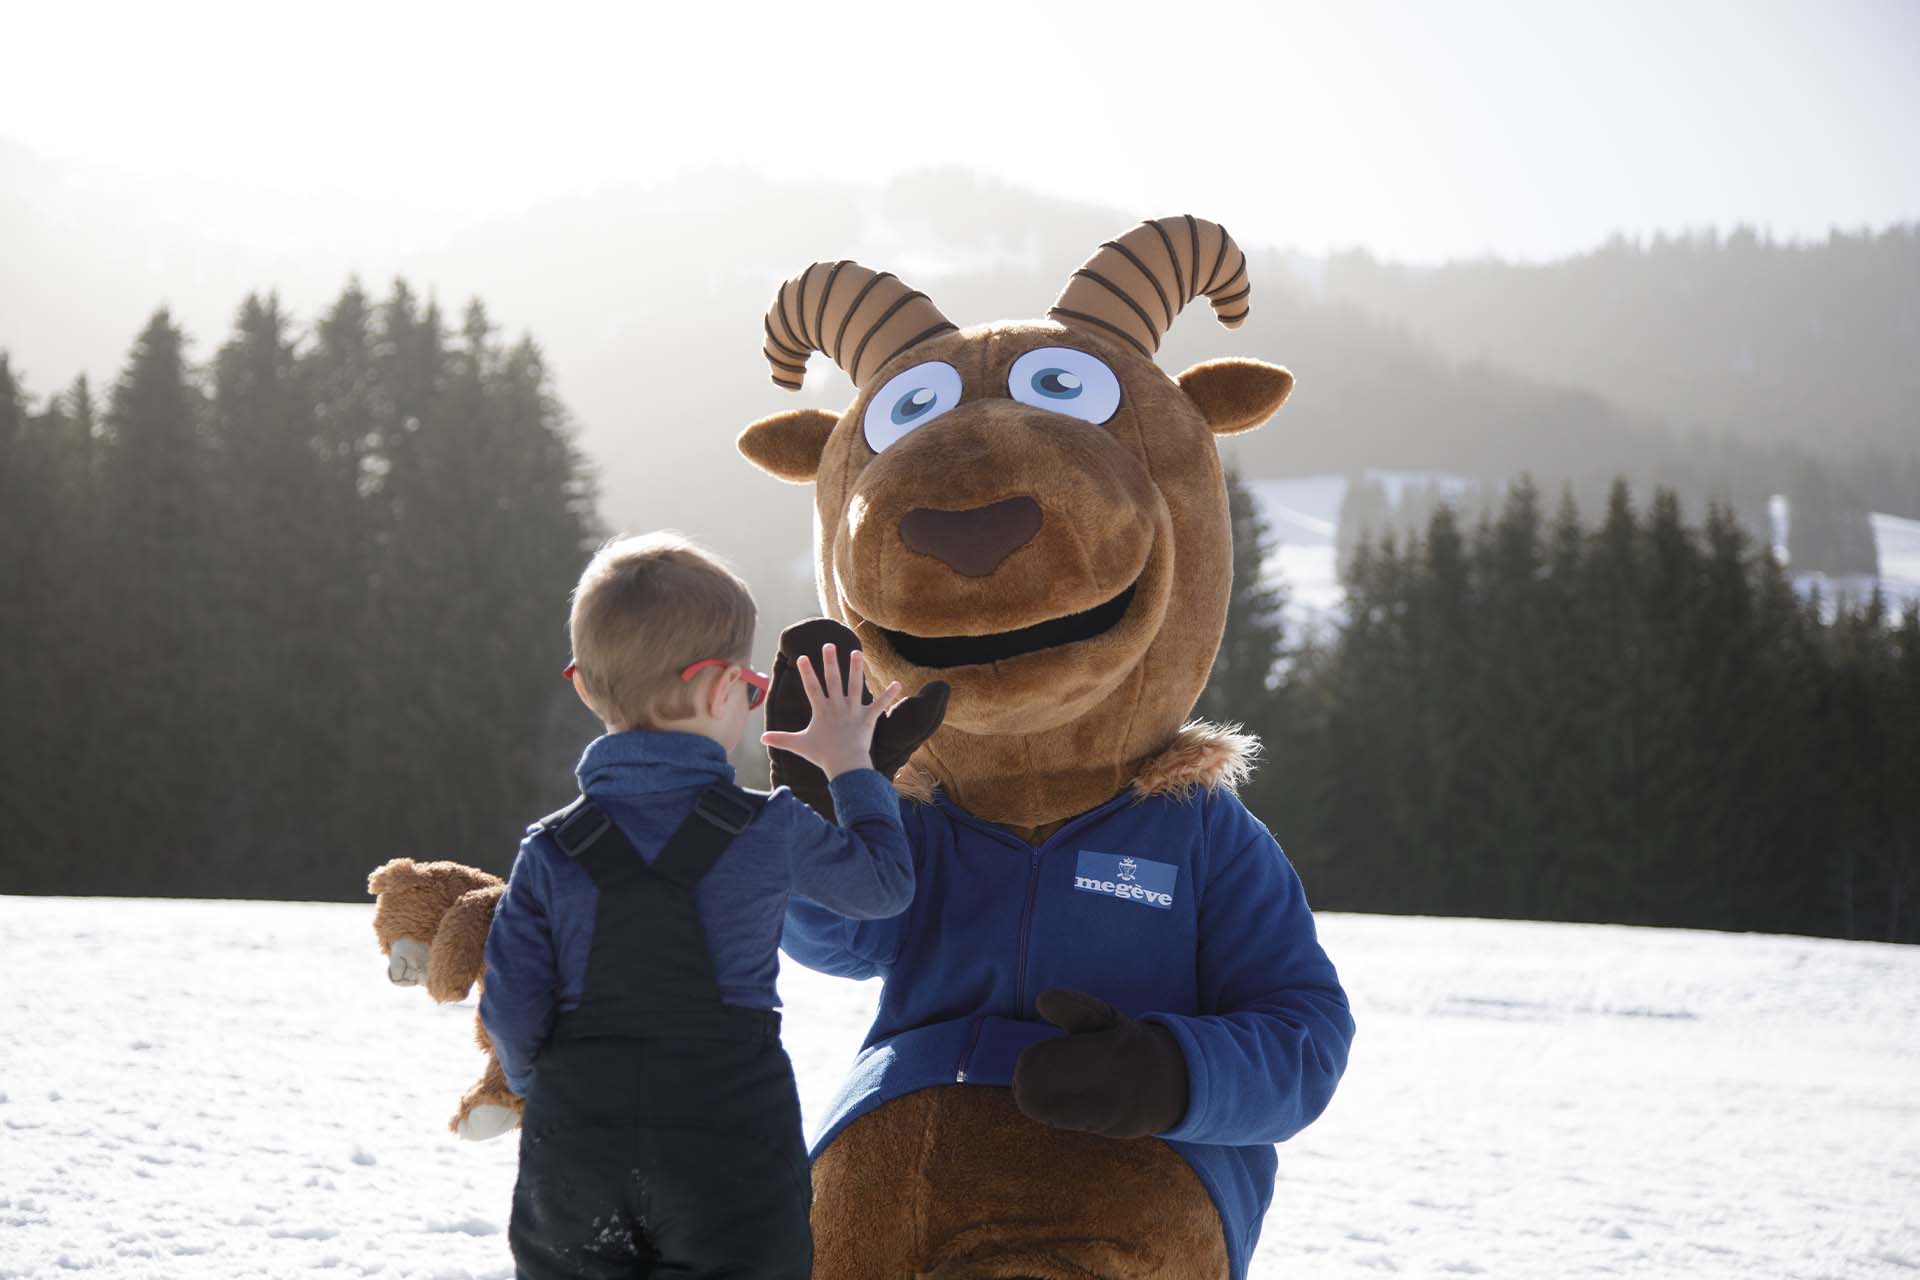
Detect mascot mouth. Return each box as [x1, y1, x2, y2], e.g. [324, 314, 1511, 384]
[880, 581, 1139, 669]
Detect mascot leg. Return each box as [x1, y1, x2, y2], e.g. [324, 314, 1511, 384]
[811, 1085, 1228, 1280]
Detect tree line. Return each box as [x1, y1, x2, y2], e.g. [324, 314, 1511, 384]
[0, 285, 600, 898]
[6, 285, 1913, 941]
[1334, 466, 1885, 583]
[1209, 469, 1918, 944]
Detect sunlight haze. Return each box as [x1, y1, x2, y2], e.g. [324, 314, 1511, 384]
[5, 0, 1915, 263]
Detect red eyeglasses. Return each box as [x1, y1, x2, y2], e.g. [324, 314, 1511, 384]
[562, 658, 770, 711]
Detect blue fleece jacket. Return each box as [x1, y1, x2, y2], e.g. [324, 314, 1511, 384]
[480, 730, 912, 1096]
[781, 785, 1352, 1280]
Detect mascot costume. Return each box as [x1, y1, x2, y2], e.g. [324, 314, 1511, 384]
[371, 215, 1353, 1279]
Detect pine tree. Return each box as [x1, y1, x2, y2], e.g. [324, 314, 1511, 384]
[1532, 486, 1601, 919]
[205, 293, 371, 891]
[1199, 464, 1288, 725]
[1470, 477, 1559, 918]
[0, 354, 37, 882]
[1888, 606, 1920, 941]
[97, 311, 219, 886]
[354, 290, 596, 875]
[1334, 472, 1390, 583]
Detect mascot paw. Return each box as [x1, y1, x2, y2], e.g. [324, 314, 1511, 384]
[456, 1104, 521, 1142]
[387, 937, 430, 986]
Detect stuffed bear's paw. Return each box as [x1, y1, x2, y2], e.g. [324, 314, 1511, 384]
[387, 938, 430, 986]
[456, 1104, 520, 1142]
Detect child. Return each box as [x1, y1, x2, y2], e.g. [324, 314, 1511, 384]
[480, 532, 914, 1280]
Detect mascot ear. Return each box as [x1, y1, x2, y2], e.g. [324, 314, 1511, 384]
[738, 407, 838, 483]
[1176, 359, 1294, 436]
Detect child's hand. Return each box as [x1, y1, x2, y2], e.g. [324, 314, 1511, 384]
[760, 643, 903, 781]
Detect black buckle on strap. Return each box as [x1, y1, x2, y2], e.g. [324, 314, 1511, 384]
[693, 786, 756, 835]
[548, 799, 613, 858]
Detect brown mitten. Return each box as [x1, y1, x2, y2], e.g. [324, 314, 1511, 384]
[766, 617, 949, 821]
[1011, 988, 1189, 1139]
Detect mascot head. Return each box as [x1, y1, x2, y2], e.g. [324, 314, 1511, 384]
[739, 216, 1292, 828]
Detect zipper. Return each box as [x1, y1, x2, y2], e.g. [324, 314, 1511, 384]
[1013, 848, 1043, 1012]
[956, 845, 1047, 1084]
[954, 1018, 985, 1083]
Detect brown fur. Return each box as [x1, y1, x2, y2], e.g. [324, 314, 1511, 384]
[776, 318, 1287, 829]
[737, 406, 839, 484]
[367, 858, 501, 953]
[426, 886, 503, 1004]
[1130, 720, 1260, 800]
[739, 220, 1289, 1276]
[1177, 358, 1295, 436]
[895, 719, 1256, 807]
[811, 1085, 1229, 1279]
[896, 719, 1260, 848]
[367, 859, 520, 1133]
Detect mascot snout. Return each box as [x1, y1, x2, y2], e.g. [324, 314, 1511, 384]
[898, 496, 1041, 576]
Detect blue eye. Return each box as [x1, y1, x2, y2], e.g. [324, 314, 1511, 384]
[864, 360, 963, 453]
[1008, 347, 1121, 425]
[1031, 369, 1082, 400]
[892, 387, 941, 424]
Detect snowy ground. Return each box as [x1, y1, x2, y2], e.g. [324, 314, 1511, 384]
[2, 897, 1915, 1279]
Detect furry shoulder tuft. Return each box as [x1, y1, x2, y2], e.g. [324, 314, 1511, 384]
[891, 721, 1259, 808]
[894, 760, 939, 805]
[1129, 721, 1260, 801]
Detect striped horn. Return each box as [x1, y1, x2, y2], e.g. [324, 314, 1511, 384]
[1048, 215, 1251, 359]
[762, 261, 957, 391]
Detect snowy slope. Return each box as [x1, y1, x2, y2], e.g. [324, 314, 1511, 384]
[2, 897, 1916, 1278]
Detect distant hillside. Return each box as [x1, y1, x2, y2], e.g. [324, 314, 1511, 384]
[1319, 227, 1920, 457]
[3, 152, 1913, 596]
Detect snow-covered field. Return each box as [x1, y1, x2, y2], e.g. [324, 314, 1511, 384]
[2, 896, 1915, 1279]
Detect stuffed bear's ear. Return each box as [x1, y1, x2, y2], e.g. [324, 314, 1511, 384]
[1176, 359, 1294, 436]
[367, 858, 420, 896]
[738, 407, 839, 483]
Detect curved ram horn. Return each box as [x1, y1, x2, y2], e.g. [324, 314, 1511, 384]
[762, 261, 957, 391]
[1048, 215, 1251, 358]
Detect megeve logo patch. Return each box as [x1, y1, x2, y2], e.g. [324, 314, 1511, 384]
[1073, 850, 1177, 910]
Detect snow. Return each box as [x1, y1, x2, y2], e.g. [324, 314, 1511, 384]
[1865, 512, 1920, 613]
[1243, 470, 1482, 636]
[2, 896, 1916, 1278]
[1243, 474, 1347, 633]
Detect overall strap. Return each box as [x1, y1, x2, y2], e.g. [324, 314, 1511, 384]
[538, 784, 771, 1045]
[652, 784, 767, 888]
[539, 784, 767, 886]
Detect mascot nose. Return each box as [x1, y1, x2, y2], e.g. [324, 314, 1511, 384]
[899, 497, 1043, 577]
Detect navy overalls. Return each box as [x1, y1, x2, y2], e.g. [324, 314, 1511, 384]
[508, 784, 812, 1279]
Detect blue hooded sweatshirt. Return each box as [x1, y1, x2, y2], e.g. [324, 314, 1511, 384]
[781, 783, 1353, 1280]
[480, 730, 912, 1096]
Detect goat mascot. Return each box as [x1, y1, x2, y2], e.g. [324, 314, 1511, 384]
[745, 214, 1352, 1279]
[372, 216, 1353, 1279]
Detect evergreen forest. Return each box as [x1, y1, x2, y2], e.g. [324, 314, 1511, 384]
[1208, 468, 1920, 945]
[0, 285, 600, 898]
[1, 289, 1914, 945]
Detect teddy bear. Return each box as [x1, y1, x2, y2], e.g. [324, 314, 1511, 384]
[366, 858, 522, 1140]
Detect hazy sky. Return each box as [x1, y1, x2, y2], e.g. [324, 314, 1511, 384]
[4, 0, 1916, 263]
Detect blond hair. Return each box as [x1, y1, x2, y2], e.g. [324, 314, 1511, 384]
[568, 532, 756, 731]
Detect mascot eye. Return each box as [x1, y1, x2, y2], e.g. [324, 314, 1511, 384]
[1007, 347, 1121, 425]
[864, 360, 963, 452]
[1033, 370, 1082, 399]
